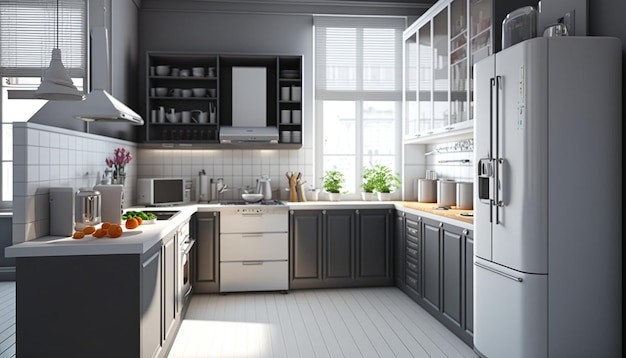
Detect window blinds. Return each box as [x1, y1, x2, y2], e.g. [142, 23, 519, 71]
[314, 15, 405, 98]
[0, 0, 86, 77]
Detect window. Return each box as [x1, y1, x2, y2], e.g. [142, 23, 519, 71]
[314, 16, 405, 197]
[0, 0, 86, 208]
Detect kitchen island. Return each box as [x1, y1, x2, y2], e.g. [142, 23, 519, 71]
[5, 200, 473, 357]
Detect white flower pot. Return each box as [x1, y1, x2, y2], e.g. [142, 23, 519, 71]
[361, 192, 376, 201]
[377, 192, 391, 201]
[327, 192, 341, 201]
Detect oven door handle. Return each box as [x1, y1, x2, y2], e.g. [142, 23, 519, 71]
[182, 238, 196, 254]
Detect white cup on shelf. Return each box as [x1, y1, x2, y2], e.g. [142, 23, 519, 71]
[291, 86, 302, 102]
[291, 110, 301, 124]
[281, 110, 291, 124]
[281, 87, 290, 101]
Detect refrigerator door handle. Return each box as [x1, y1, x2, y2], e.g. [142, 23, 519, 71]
[494, 75, 503, 224]
[475, 262, 523, 282]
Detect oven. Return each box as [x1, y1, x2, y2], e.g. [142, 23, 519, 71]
[178, 219, 194, 308]
[219, 201, 289, 293]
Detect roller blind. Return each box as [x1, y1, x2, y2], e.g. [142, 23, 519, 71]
[314, 15, 405, 98]
[0, 0, 86, 77]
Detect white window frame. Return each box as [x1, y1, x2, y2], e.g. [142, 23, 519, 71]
[0, 0, 86, 208]
[313, 15, 405, 200]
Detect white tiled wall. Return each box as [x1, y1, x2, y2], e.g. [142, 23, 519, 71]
[137, 147, 314, 201]
[12, 123, 138, 244]
[403, 137, 475, 201]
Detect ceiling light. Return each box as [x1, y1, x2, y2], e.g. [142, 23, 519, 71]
[34, 0, 84, 101]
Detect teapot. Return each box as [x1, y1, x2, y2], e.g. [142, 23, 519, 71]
[256, 174, 272, 200]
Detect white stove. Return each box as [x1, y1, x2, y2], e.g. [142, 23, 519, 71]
[219, 200, 288, 293]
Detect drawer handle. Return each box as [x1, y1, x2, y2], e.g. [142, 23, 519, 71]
[242, 261, 263, 266]
[241, 234, 263, 237]
[407, 248, 418, 256]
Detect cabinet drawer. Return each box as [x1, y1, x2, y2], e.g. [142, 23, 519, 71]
[406, 273, 419, 291]
[406, 226, 420, 239]
[406, 239, 419, 252]
[406, 245, 419, 260]
[220, 261, 288, 292]
[406, 218, 420, 230]
[406, 256, 419, 274]
[221, 233, 288, 261]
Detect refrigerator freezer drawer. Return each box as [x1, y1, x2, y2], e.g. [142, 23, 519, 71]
[220, 261, 288, 292]
[474, 258, 548, 358]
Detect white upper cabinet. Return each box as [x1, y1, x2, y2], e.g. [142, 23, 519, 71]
[403, 0, 527, 143]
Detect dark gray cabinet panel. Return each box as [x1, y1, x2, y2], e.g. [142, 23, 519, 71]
[394, 212, 405, 287]
[465, 234, 474, 337]
[357, 209, 393, 282]
[142, 248, 163, 358]
[290, 210, 323, 286]
[422, 218, 441, 311]
[325, 210, 355, 282]
[442, 224, 462, 329]
[193, 211, 220, 293]
[290, 209, 393, 289]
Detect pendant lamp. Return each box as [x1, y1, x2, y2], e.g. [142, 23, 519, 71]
[34, 0, 84, 101]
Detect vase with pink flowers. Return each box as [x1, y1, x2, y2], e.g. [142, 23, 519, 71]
[106, 147, 133, 185]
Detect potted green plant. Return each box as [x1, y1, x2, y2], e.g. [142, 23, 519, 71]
[360, 166, 377, 201]
[321, 170, 345, 201]
[369, 164, 401, 201]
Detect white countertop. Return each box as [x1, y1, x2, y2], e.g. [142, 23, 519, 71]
[5, 201, 471, 258]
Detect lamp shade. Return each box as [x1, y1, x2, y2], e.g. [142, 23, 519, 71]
[34, 48, 84, 101]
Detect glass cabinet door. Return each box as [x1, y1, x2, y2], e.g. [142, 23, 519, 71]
[470, 0, 492, 121]
[432, 10, 448, 130]
[404, 33, 417, 138]
[417, 23, 432, 133]
[450, 0, 468, 125]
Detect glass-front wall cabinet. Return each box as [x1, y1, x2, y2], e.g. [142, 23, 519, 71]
[403, 0, 473, 142]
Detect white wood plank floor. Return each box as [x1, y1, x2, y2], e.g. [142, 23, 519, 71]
[0, 281, 16, 358]
[168, 287, 478, 358]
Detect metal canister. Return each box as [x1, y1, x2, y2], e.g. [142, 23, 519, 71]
[75, 188, 101, 229]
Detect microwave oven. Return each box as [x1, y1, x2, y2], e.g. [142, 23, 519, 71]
[137, 178, 185, 206]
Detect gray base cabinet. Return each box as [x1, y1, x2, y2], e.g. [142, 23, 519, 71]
[290, 209, 393, 289]
[16, 232, 187, 358]
[395, 212, 473, 346]
[193, 211, 220, 293]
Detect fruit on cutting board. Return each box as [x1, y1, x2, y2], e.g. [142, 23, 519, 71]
[125, 217, 139, 230]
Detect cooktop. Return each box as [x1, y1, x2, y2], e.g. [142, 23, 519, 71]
[219, 200, 286, 206]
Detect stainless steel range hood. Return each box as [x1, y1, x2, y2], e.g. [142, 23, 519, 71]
[219, 126, 279, 143]
[74, 27, 143, 125]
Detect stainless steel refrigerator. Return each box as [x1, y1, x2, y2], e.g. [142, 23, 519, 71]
[473, 36, 622, 358]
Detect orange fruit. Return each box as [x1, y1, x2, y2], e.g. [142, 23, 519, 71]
[72, 231, 85, 239]
[92, 228, 106, 238]
[135, 217, 143, 226]
[125, 217, 139, 230]
[101, 222, 111, 230]
[82, 226, 96, 234]
[108, 224, 123, 238]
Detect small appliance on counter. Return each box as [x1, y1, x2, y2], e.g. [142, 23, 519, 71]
[75, 188, 101, 231]
[455, 181, 473, 210]
[502, 6, 537, 50]
[137, 178, 185, 206]
[415, 179, 437, 203]
[94, 184, 124, 224]
[49, 187, 74, 236]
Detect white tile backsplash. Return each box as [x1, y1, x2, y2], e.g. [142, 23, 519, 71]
[12, 122, 138, 244]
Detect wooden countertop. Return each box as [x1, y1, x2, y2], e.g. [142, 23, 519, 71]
[393, 201, 474, 225]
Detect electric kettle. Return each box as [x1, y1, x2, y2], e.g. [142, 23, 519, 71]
[256, 175, 272, 200]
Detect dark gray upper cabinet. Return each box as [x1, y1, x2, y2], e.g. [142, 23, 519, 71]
[193, 211, 220, 293]
[143, 53, 302, 149]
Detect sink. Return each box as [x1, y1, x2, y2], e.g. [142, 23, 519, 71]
[143, 210, 180, 220]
